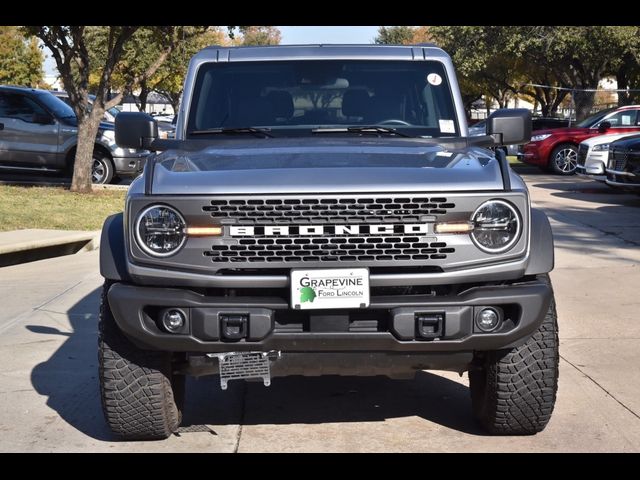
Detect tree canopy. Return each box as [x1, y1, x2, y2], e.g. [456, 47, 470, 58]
[375, 26, 640, 120]
[0, 27, 43, 87]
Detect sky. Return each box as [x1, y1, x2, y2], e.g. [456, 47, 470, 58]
[44, 26, 381, 77]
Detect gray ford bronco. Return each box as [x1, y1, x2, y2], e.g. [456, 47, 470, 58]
[99, 44, 558, 440]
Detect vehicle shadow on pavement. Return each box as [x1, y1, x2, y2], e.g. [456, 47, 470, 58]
[183, 372, 484, 435]
[29, 287, 114, 441]
[28, 287, 484, 442]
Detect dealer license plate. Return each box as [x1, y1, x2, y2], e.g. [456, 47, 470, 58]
[291, 268, 370, 310]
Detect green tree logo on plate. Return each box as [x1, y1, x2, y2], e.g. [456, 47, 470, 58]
[300, 286, 317, 303]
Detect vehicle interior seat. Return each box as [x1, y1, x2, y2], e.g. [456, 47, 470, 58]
[266, 90, 294, 124]
[341, 89, 372, 123]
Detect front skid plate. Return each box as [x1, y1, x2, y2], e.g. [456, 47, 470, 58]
[209, 351, 280, 390]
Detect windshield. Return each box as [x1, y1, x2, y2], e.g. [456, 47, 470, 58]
[576, 107, 616, 128]
[36, 91, 76, 118]
[187, 60, 459, 138]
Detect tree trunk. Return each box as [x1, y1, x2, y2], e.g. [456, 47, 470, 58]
[139, 83, 149, 113]
[170, 98, 180, 114]
[573, 90, 596, 122]
[70, 110, 104, 193]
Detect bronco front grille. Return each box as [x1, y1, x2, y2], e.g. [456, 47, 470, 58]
[202, 196, 456, 225]
[204, 236, 454, 263]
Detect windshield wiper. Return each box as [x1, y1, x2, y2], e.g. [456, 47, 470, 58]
[189, 127, 273, 138]
[312, 126, 412, 138]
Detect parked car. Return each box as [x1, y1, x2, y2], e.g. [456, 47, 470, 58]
[51, 90, 122, 123]
[576, 131, 640, 181]
[605, 134, 640, 192]
[470, 117, 569, 156]
[519, 105, 640, 175]
[100, 43, 558, 440]
[157, 115, 176, 139]
[0, 86, 149, 184]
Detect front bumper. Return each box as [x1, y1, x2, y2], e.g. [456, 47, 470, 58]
[518, 142, 546, 166]
[576, 150, 607, 181]
[107, 278, 552, 354]
[111, 148, 150, 175]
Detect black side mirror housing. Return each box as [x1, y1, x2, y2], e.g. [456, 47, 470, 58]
[486, 108, 532, 145]
[598, 121, 611, 133]
[115, 112, 158, 149]
[32, 112, 53, 125]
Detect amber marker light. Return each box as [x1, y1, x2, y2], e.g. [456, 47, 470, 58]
[186, 226, 223, 236]
[434, 222, 474, 234]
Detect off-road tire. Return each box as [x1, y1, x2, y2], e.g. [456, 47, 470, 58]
[98, 281, 184, 440]
[469, 275, 559, 435]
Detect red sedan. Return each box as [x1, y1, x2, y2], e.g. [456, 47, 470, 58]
[519, 105, 640, 174]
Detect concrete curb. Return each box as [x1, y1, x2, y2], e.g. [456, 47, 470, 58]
[0, 229, 100, 267]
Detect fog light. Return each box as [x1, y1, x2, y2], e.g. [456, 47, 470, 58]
[476, 308, 500, 332]
[162, 309, 185, 332]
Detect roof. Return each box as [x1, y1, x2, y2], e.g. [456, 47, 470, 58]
[0, 85, 50, 94]
[193, 43, 449, 63]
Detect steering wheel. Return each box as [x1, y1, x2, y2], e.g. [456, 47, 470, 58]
[376, 119, 412, 126]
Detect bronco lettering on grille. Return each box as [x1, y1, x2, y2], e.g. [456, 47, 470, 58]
[229, 224, 430, 237]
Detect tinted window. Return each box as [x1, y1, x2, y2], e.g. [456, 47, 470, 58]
[576, 108, 616, 128]
[187, 60, 459, 137]
[0, 93, 47, 122]
[35, 91, 76, 119]
[603, 109, 639, 127]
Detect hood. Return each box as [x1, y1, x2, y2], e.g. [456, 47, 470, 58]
[581, 131, 640, 147]
[148, 137, 505, 195]
[59, 116, 114, 131]
[532, 127, 589, 136]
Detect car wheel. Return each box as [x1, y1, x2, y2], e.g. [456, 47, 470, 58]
[99, 281, 185, 440]
[550, 143, 578, 175]
[92, 153, 115, 184]
[469, 274, 559, 435]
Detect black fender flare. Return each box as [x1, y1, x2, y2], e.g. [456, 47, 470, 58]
[100, 213, 130, 282]
[525, 208, 554, 275]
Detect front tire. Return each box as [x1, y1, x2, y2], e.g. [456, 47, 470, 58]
[550, 143, 578, 175]
[99, 282, 184, 440]
[469, 278, 559, 435]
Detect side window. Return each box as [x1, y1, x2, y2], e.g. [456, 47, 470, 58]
[0, 94, 47, 123]
[604, 110, 638, 128]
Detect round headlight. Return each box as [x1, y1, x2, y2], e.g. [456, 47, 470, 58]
[471, 200, 521, 253]
[135, 205, 186, 257]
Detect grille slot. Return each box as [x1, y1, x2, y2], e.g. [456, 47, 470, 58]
[612, 149, 628, 171]
[203, 196, 455, 224]
[204, 237, 454, 263]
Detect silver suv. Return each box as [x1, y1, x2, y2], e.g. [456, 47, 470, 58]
[99, 44, 557, 439]
[0, 86, 149, 184]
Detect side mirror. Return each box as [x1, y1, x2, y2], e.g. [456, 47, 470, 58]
[115, 112, 158, 149]
[32, 112, 53, 125]
[598, 121, 611, 133]
[486, 108, 532, 145]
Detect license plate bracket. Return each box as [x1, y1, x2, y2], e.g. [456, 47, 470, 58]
[215, 351, 276, 390]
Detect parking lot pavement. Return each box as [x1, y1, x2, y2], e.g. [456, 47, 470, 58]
[1, 171, 639, 452]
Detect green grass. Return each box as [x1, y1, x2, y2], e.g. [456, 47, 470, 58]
[0, 185, 126, 232]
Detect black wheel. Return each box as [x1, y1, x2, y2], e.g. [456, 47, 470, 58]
[549, 143, 578, 175]
[92, 152, 115, 184]
[469, 276, 559, 435]
[99, 282, 184, 440]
